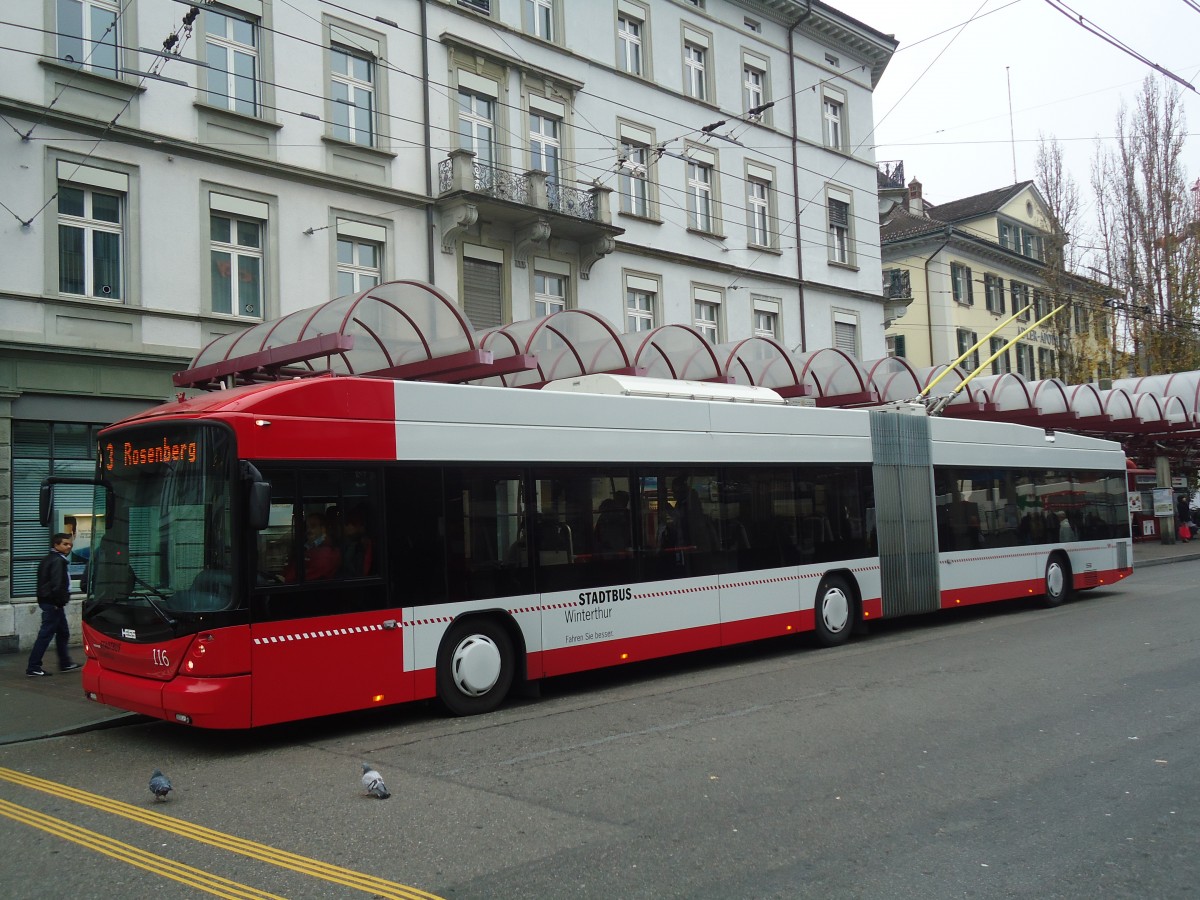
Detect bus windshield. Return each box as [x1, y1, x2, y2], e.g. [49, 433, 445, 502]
[86, 423, 237, 639]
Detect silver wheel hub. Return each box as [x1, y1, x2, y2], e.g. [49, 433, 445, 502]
[1047, 563, 1064, 597]
[821, 588, 850, 633]
[451, 634, 502, 696]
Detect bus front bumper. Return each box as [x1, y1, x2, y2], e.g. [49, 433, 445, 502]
[84, 662, 252, 729]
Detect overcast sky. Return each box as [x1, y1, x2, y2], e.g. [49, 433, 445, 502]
[831, 0, 1200, 241]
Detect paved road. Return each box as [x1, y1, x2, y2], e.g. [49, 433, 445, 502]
[2, 561, 1197, 899]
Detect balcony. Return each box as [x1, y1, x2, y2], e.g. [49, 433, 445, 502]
[877, 160, 905, 191]
[436, 149, 624, 277]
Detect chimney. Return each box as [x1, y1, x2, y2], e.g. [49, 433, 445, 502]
[907, 177, 924, 217]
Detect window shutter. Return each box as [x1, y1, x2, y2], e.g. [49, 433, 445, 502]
[894, 334, 906, 358]
[828, 199, 848, 228]
[463, 258, 502, 329]
[834, 320, 857, 355]
[966, 266, 974, 305]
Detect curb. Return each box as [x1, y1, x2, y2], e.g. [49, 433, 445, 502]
[1136, 552, 1200, 568]
[0, 713, 147, 747]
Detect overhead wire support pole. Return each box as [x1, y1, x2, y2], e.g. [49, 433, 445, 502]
[919, 304, 1033, 398]
[928, 305, 1067, 416]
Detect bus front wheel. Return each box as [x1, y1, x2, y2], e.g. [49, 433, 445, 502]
[437, 618, 515, 716]
[1042, 553, 1073, 608]
[814, 575, 856, 647]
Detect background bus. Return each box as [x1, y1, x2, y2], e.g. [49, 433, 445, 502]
[52, 374, 1132, 728]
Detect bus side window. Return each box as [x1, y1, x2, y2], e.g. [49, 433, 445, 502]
[340, 505, 375, 576]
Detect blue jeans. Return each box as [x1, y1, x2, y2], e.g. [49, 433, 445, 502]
[27, 602, 73, 672]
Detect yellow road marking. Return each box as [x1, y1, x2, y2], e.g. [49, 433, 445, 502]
[0, 767, 442, 900]
[0, 798, 285, 900]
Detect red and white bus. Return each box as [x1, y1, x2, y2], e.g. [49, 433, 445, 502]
[51, 373, 1132, 729]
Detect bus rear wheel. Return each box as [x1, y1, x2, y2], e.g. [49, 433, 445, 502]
[437, 618, 515, 716]
[814, 575, 856, 647]
[1042, 553, 1073, 608]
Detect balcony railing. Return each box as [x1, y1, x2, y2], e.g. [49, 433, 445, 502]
[439, 150, 608, 224]
[877, 160, 905, 190]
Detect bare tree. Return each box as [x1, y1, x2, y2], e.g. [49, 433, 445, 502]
[1035, 134, 1111, 382]
[1091, 77, 1200, 375]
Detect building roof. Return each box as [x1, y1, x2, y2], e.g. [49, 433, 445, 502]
[879, 207, 947, 243]
[925, 181, 1036, 224]
[880, 181, 1048, 246]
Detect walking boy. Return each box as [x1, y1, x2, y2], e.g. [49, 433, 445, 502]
[26, 533, 81, 677]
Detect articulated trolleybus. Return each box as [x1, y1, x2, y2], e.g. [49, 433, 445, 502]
[55, 373, 1132, 728]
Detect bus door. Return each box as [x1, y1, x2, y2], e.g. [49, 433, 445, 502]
[249, 467, 408, 725]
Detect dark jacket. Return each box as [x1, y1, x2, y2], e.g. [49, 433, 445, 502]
[37, 550, 70, 607]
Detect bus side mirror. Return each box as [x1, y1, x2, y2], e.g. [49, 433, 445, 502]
[248, 482, 271, 531]
[39, 484, 52, 527]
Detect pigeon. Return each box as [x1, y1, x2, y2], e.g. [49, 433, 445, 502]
[149, 769, 172, 802]
[361, 763, 390, 800]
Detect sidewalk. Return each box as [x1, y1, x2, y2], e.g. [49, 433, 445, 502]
[0, 650, 143, 745]
[2, 540, 1198, 745]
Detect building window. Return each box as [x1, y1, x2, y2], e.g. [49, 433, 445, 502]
[1038, 347, 1057, 378]
[1011, 281, 1030, 320]
[827, 196, 850, 264]
[1015, 342, 1035, 378]
[999, 219, 1044, 260]
[56, 0, 118, 75]
[693, 288, 720, 342]
[747, 177, 770, 246]
[984, 273, 1005, 314]
[534, 271, 566, 317]
[210, 213, 263, 318]
[748, 300, 777, 340]
[529, 112, 561, 185]
[825, 52, 840, 67]
[457, 89, 496, 168]
[833, 315, 858, 357]
[619, 142, 649, 217]
[11, 421, 102, 597]
[58, 183, 123, 300]
[1073, 305, 1090, 334]
[956, 329, 980, 370]
[887, 334, 906, 358]
[525, 0, 554, 40]
[951, 263, 973, 306]
[459, 0, 492, 12]
[627, 288, 655, 332]
[687, 160, 713, 232]
[823, 91, 845, 151]
[744, 17, 761, 33]
[618, 14, 643, 75]
[684, 42, 707, 101]
[205, 8, 258, 115]
[989, 337, 1010, 375]
[331, 46, 374, 146]
[336, 238, 380, 297]
[744, 66, 764, 115]
[463, 252, 503, 329]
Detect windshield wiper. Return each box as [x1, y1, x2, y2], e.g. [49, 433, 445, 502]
[130, 572, 177, 627]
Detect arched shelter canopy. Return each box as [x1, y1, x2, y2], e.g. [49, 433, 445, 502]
[793, 348, 878, 406]
[472, 309, 633, 388]
[969, 374, 1033, 412]
[862, 356, 922, 403]
[175, 280, 535, 389]
[619, 325, 723, 382]
[716, 337, 811, 398]
[1115, 372, 1200, 427]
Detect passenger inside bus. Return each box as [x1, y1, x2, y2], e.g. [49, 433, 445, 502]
[282, 511, 341, 581]
[594, 491, 632, 554]
[340, 506, 375, 576]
